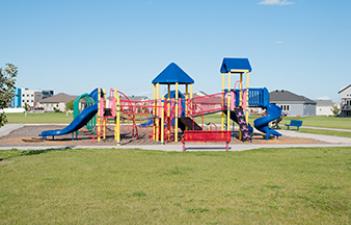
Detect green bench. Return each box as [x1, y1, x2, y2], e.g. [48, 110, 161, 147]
[285, 120, 303, 130]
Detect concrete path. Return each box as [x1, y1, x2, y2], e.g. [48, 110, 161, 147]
[280, 130, 351, 144]
[302, 126, 351, 133]
[0, 124, 24, 138]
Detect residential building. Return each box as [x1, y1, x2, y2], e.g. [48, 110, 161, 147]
[338, 84, 351, 117]
[315, 99, 335, 116]
[38, 93, 76, 112]
[34, 90, 54, 108]
[270, 90, 316, 116]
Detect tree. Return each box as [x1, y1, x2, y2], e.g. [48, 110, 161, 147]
[332, 105, 340, 117]
[66, 100, 74, 111]
[0, 64, 17, 127]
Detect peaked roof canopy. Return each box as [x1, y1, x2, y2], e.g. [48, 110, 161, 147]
[220, 58, 252, 73]
[152, 63, 194, 85]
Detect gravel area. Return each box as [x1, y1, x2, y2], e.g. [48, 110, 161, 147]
[0, 125, 325, 147]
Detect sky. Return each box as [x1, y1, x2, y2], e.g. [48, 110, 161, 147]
[1, 0, 350, 100]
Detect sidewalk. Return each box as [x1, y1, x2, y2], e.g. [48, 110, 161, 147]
[0, 124, 24, 138]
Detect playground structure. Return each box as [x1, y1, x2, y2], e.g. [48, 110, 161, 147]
[40, 58, 282, 147]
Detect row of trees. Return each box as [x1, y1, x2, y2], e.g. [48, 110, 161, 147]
[0, 64, 17, 127]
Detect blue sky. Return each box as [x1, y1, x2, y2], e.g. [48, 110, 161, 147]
[1, 0, 350, 100]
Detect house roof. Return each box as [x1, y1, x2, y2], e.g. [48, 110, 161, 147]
[315, 99, 335, 107]
[39, 93, 76, 104]
[338, 84, 351, 94]
[270, 90, 316, 104]
[220, 58, 252, 73]
[152, 63, 194, 85]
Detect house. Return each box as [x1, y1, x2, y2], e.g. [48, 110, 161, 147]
[270, 90, 316, 116]
[38, 93, 76, 112]
[338, 84, 351, 117]
[315, 99, 335, 116]
[9, 88, 54, 110]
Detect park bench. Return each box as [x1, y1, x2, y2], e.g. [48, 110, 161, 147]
[285, 120, 303, 130]
[181, 130, 231, 151]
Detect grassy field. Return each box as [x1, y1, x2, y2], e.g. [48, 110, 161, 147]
[297, 128, 351, 138]
[1, 148, 351, 225]
[6, 112, 73, 124]
[282, 116, 351, 130]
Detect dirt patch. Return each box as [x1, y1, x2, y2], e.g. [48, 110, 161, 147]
[0, 125, 325, 147]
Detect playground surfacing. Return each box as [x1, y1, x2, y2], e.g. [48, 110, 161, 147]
[0, 125, 325, 147]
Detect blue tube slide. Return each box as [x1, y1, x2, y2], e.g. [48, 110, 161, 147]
[254, 103, 282, 140]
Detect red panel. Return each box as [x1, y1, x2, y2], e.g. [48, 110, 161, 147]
[183, 131, 231, 142]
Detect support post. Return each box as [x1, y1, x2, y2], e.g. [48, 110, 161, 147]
[221, 74, 225, 131]
[245, 72, 250, 123]
[227, 74, 231, 131]
[161, 97, 165, 144]
[185, 84, 189, 117]
[97, 88, 101, 142]
[239, 73, 243, 140]
[115, 88, 120, 144]
[152, 84, 156, 142]
[239, 73, 243, 107]
[103, 88, 106, 140]
[175, 82, 179, 143]
[156, 83, 160, 142]
[167, 84, 171, 141]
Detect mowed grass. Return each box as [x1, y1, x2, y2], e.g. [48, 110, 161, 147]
[298, 128, 351, 138]
[1, 148, 351, 225]
[283, 116, 351, 130]
[6, 112, 73, 124]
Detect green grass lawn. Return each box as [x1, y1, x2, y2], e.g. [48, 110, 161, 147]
[282, 116, 351, 130]
[1, 148, 351, 225]
[297, 128, 351, 138]
[6, 112, 73, 124]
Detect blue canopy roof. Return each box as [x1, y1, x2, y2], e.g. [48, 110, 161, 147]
[220, 58, 252, 73]
[152, 63, 194, 85]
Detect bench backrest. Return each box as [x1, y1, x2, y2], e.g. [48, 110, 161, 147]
[290, 120, 303, 127]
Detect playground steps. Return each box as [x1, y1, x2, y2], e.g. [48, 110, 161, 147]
[224, 107, 251, 142]
[178, 117, 202, 132]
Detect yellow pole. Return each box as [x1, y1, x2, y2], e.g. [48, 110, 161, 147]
[239, 73, 243, 107]
[103, 88, 106, 140]
[97, 88, 101, 142]
[189, 84, 193, 117]
[156, 83, 160, 142]
[245, 72, 250, 123]
[227, 74, 231, 131]
[115, 88, 120, 144]
[161, 97, 165, 144]
[167, 84, 171, 141]
[239, 73, 243, 140]
[152, 84, 156, 142]
[175, 82, 179, 143]
[221, 74, 225, 130]
[185, 84, 189, 117]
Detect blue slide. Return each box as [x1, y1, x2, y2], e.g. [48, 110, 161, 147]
[39, 89, 98, 138]
[254, 103, 282, 140]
